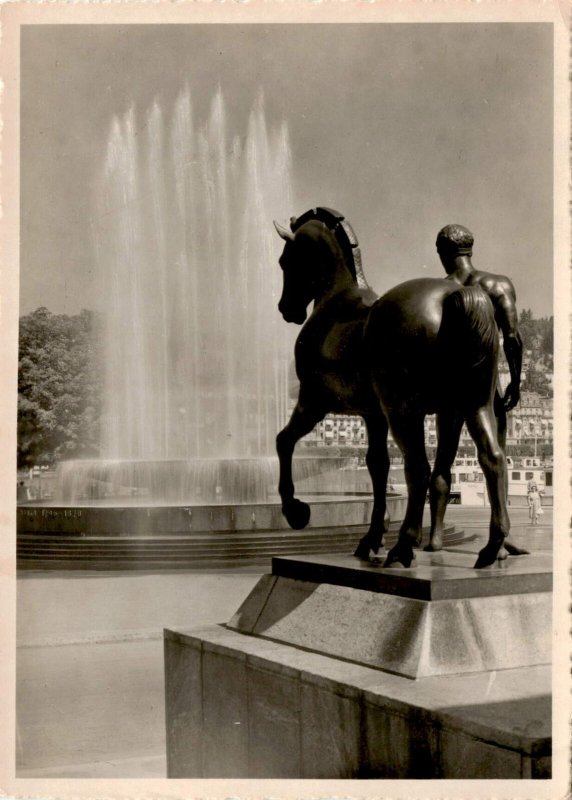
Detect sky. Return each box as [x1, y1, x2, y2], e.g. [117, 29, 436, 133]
[21, 23, 553, 317]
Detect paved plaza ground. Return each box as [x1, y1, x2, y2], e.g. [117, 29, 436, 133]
[15, 505, 553, 778]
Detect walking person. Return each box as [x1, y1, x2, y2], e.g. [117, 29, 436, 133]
[527, 482, 543, 525]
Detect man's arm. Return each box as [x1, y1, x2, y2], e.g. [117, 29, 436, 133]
[492, 278, 523, 412]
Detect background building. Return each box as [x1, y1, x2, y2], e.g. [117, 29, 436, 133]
[296, 389, 553, 459]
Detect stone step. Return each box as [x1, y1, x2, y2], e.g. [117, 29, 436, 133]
[17, 527, 460, 556]
[17, 543, 468, 571]
[17, 543, 359, 559]
[16, 541, 379, 560]
[17, 526, 467, 570]
[16, 534, 365, 555]
[16, 521, 454, 547]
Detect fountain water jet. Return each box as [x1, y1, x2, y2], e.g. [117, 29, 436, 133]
[18, 92, 411, 564]
[56, 89, 303, 505]
[17, 89, 414, 574]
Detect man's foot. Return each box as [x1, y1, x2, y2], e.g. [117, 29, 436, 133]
[504, 540, 530, 557]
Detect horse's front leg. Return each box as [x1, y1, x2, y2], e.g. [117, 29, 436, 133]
[277, 401, 324, 529]
[354, 414, 389, 562]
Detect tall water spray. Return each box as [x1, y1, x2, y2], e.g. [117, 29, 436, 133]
[97, 90, 295, 462]
[55, 90, 299, 504]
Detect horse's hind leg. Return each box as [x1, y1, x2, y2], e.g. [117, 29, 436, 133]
[465, 405, 510, 568]
[425, 411, 464, 552]
[383, 413, 430, 568]
[354, 414, 389, 561]
[276, 400, 324, 529]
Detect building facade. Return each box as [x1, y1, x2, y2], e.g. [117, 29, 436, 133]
[297, 391, 553, 453]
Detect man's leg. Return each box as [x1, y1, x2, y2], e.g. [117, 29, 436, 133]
[494, 389, 529, 556]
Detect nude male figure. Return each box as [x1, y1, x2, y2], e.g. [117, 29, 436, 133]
[428, 223, 528, 556]
[437, 224, 522, 432]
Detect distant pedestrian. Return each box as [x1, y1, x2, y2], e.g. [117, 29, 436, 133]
[527, 482, 543, 525]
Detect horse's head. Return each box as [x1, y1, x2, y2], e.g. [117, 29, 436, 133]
[274, 218, 348, 325]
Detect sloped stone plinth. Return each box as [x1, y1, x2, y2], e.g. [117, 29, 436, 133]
[228, 551, 551, 678]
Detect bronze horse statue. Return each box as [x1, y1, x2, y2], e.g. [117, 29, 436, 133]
[274, 207, 514, 570]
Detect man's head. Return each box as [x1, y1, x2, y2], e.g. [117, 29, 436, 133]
[436, 224, 474, 271]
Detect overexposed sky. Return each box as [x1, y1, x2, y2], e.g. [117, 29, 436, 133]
[21, 23, 553, 317]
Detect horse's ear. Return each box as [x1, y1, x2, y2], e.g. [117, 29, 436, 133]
[274, 220, 294, 242]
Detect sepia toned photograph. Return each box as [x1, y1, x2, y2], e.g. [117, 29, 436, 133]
[1, 3, 569, 798]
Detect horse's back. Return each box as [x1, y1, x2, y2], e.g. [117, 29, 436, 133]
[369, 278, 458, 338]
[364, 278, 497, 413]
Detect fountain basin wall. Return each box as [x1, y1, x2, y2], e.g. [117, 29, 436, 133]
[17, 496, 407, 537]
[16, 496, 418, 571]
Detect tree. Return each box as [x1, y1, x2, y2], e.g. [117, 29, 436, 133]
[517, 309, 553, 397]
[518, 309, 536, 353]
[17, 307, 104, 468]
[518, 309, 553, 356]
[521, 366, 551, 396]
[539, 317, 554, 358]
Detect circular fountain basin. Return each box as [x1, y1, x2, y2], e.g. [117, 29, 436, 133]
[17, 494, 413, 571]
[19, 456, 399, 538]
[17, 458, 415, 569]
[17, 494, 407, 537]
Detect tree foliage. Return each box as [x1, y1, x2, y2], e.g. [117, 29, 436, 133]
[518, 309, 553, 396]
[18, 307, 104, 468]
[518, 309, 553, 355]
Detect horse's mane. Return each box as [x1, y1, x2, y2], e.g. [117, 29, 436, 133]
[289, 208, 370, 292]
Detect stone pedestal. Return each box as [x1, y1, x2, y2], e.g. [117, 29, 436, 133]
[164, 547, 552, 778]
[229, 551, 552, 678]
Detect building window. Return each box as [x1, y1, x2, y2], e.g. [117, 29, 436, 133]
[512, 471, 521, 481]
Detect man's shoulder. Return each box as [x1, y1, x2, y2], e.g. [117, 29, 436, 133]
[472, 270, 516, 299]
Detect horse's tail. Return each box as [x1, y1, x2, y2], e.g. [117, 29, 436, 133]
[440, 285, 499, 404]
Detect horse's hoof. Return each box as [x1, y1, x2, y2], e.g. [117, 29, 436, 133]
[354, 534, 372, 559]
[505, 541, 530, 557]
[283, 499, 311, 530]
[424, 538, 443, 553]
[354, 544, 370, 560]
[383, 542, 415, 569]
[474, 544, 508, 569]
[368, 548, 386, 565]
